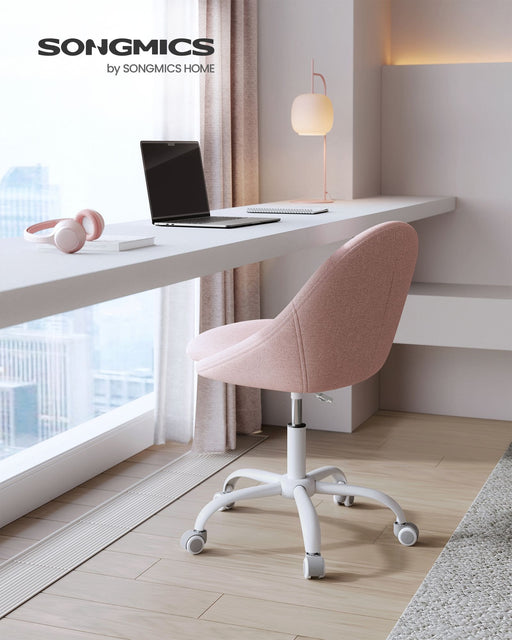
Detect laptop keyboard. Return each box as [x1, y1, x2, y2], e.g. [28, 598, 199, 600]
[190, 216, 243, 223]
[158, 216, 245, 226]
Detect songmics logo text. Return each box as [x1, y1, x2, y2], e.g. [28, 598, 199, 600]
[38, 38, 214, 57]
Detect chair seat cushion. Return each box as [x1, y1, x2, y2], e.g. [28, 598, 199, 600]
[187, 319, 273, 361]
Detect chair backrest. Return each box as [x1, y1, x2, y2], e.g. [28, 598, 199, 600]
[196, 221, 418, 393]
[272, 220, 418, 392]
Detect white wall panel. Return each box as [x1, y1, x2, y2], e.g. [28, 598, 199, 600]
[382, 63, 512, 286]
[381, 345, 512, 421]
[381, 60, 512, 420]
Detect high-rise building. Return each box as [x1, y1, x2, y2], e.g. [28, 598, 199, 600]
[0, 381, 38, 453]
[0, 327, 93, 441]
[93, 369, 154, 415]
[0, 165, 60, 238]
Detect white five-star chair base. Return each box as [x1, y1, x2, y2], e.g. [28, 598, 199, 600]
[181, 394, 419, 579]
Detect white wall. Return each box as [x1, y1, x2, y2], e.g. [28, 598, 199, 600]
[382, 63, 512, 286]
[258, 0, 390, 430]
[258, 0, 390, 203]
[381, 345, 512, 421]
[353, 0, 390, 197]
[258, 0, 353, 203]
[380, 0, 512, 420]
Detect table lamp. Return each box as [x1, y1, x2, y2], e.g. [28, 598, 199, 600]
[291, 60, 334, 203]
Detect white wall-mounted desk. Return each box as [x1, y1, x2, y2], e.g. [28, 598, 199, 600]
[0, 195, 455, 329]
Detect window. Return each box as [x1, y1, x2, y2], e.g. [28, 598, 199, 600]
[0, 292, 156, 460]
[0, 1, 198, 470]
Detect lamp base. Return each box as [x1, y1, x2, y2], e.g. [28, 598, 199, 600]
[291, 198, 334, 204]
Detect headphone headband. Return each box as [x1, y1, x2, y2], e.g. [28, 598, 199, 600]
[24, 219, 68, 244]
[24, 210, 105, 253]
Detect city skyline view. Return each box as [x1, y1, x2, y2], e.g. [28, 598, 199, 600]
[0, 165, 155, 461]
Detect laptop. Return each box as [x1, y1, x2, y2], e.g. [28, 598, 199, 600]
[140, 141, 280, 228]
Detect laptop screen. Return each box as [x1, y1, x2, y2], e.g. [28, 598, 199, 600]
[140, 141, 210, 222]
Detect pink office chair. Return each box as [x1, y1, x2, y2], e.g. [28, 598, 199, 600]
[181, 221, 419, 578]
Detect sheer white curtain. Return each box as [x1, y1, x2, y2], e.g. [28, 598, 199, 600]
[154, 0, 200, 445]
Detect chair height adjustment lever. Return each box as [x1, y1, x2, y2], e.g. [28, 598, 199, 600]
[315, 392, 333, 404]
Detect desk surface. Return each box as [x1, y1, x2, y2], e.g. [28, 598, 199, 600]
[0, 196, 455, 329]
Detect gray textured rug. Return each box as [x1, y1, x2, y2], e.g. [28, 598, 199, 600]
[387, 442, 512, 640]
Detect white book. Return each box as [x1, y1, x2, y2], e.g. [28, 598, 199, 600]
[84, 235, 155, 252]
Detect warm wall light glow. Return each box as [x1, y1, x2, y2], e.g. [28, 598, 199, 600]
[391, 53, 512, 65]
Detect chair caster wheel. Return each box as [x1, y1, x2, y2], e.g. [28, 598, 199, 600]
[393, 522, 419, 546]
[333, 480, 354, 507]
[303, 554, 325, 579]
[214, 483, 235, 511]
[180, 529, 207, 554]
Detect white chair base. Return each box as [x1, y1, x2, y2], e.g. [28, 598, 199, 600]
[181, 394, 419, 579]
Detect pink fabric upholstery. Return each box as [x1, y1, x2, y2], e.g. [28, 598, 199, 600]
[188, 319, 273, 361]
[187, 221, 418, 393]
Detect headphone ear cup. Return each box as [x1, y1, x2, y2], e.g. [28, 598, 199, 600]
[53, 219, 87, 253]
[75, 209, 104, 241]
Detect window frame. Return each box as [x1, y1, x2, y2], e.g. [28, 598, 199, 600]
[0, 393, 154, 528]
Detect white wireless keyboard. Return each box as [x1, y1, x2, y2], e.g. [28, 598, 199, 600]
[246, 206, 328, 215]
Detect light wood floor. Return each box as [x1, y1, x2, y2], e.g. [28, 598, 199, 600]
[0, 410, 511, 640]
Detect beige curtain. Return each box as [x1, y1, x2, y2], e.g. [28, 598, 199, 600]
[193, 0, 261, 452]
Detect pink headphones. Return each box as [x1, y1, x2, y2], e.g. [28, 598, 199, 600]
[24, 210, 105, 254]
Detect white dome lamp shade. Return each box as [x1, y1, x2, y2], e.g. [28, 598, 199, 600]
[291, 93, 333, 136]
[291, 60, 334, 203]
